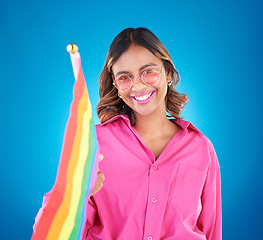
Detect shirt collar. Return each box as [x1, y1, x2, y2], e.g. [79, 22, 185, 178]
[172, 118, 203, 135]
[97, 114, 202, 135]
[96, 114, 131, 127]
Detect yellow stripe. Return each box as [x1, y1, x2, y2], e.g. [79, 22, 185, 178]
[58, 92, 92, 239]
[46, 89, 91, 239]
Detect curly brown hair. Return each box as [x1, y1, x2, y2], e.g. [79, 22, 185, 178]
[96, 27, 188, 125]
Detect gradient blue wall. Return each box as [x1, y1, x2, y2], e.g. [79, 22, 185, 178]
[1, 0, 262, 239]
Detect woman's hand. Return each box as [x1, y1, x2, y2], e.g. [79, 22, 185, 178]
[90, 154, 105, 196]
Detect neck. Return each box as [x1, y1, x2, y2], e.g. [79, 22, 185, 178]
[134, 108, 170, 139]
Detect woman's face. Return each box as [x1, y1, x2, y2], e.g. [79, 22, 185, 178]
[112, 44, 169, 119]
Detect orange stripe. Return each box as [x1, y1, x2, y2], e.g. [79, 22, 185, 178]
[58, 90, 91, 239]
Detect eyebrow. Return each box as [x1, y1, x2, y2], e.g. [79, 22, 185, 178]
[115, 63, 158, 78]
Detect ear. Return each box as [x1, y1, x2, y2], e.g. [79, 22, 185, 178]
[165, 68, 173, 83]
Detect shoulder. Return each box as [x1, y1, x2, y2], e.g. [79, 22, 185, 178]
[174, 118, 212, 144]
[95, 114, 132, 141]
[176, 119, 220, 180]
[173, 118, 218, 160]
[95, 114, 130, 128]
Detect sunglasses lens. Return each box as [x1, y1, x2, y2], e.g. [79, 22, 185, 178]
[114, 68, 160, 91]
[142, 70, 159, 84]
[115, 76, 132, 91]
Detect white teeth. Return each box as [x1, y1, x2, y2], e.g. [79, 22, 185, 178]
[134, 92, 152, 101]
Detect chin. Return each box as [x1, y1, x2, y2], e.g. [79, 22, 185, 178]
[133, 107, 156, 118]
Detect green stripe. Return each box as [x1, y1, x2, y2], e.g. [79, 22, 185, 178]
[69, 116, 95, 240]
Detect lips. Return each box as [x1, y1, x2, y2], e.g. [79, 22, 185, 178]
[131, 90, 156, 104]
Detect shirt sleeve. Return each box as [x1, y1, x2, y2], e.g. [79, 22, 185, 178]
[32, 191, 51, 233]
[196, 140, 222, 240]
[32, 193, 98, 238]
[80, 196, 98, 239]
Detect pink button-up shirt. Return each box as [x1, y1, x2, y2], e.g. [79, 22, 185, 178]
[34, 114, 221, 240]
[81, 114, 221, 239]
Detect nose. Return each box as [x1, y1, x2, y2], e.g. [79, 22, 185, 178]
[131, 77, 147, 91]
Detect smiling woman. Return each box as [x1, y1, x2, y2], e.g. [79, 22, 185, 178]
[91, 28, 221, 240]
[97, 27, 188, 125]
[34, 27, 222, 240]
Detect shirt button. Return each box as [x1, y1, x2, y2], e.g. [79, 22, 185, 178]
[152, 165, 158, 170]
[148, 236, 153, 240]
[152, 197, 158, 204]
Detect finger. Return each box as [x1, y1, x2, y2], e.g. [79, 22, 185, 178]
[99, 154, 104, 162]
[90, 183, 103, 196]
[91, 173, 104, 196]
[97, 172, 105, 183]
[93, 172, 105, 186]
[91, 172, 105, 197]
[98, 154, 104, 171]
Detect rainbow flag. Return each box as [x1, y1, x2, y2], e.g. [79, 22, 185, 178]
[32, 44, 99, 240]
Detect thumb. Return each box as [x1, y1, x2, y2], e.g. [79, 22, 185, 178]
[99, 154, 104, 162]
[98, 154, 104, 171]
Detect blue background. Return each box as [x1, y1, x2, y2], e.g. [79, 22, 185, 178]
[1, 0, 262, 239]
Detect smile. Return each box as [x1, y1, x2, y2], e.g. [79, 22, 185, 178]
[132, 91, 156, 104]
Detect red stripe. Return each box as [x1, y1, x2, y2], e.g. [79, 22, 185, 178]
[32, 69, 86, 239]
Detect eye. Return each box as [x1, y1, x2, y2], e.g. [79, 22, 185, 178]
[117, 75, 130, 81]
[143, 68, 158, 75]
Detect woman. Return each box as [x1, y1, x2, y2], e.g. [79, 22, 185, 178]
[85, 27, 221, 239]
[35, 27, 222, 240]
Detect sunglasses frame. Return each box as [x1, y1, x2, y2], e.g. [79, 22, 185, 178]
[113, 65, 163, 92]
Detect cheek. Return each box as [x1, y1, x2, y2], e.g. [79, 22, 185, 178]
[121, 94, 133, 105]
[156, 79, 168, 95]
